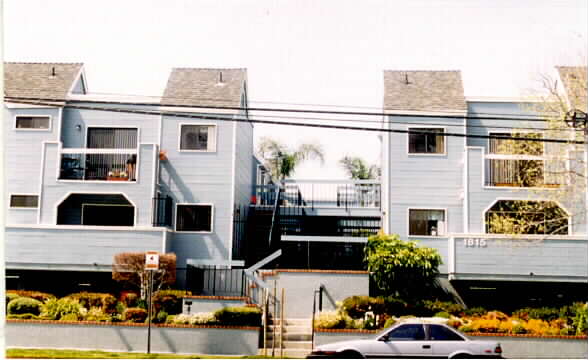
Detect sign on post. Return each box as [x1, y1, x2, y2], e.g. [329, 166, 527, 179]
[145, 251, 159, 271]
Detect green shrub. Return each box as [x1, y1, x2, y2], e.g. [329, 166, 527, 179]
[136, 299, 147, 310]
[66, 292, 117, 314]
[153, 311, 168, 324]
[7, 290, 55, 302]
[341, 296, 385, 319]
[383, 297, 409, 317]
[84, 307, 112, 322]
[423, 300, 465, 316]
[41, 298, 84, 320]
[7, 297, 43, 316]
[559, 327, 574, 336]
[124, 307, 148, 323]
[513, 307, 561, 322]
[463, 306, 487, 316]
[166, 315, 176, 324]
[383, 317, 396, 328]
[458, 325, 474, 333]
[6, 293, 20, 306]
[115, 301, 126, 315]
[572, 303, 587, 335]
[434, 311, 451, 319]
[60, 313, 80, 321]
[512, 324, 526, 334]
[314, 311, 349, 329]
[7, 313, 40, 320]
[152, 290, 191, 315]
[213, 306, 262, 326]
[120, 291, 139, 307]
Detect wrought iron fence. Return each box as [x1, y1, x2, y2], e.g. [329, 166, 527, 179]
[186, 265, 246, 297]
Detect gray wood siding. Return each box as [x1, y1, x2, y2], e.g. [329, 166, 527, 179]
[5, 107, 61, 225]
[61, 107, 159, 148]
[160, 113, 236, 267]
[454, 237, 587, 279]
[233, 114, 254, 207]
[5, 227, 164, 270]
[39, 143, 157, 226]
[387, 117, 465, 238]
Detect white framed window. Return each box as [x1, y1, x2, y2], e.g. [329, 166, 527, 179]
[409, 209, 446, 236]
[408, 127, 445, 154]
[176, 204, 214, 232]
[10, 194, 39, 208]
[179, 124, 217, 152]
[15, 115, 51, 130]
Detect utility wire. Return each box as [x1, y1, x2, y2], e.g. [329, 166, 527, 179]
[7, 98, 584, 145]
[5, 95, 554, 123]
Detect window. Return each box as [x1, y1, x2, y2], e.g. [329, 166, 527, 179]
[489, 132, 543, 155]
[386, 324, 425, 341]
[15, 115, 50, 130]
[485, 200, 568, 235]
[176, 204, 213, 232]
[180, 124, 216, 151]
[428, 325, 464, 341]
[409, 209, 445, 236]
[408, 128, 444, 154]
[10, 195, 39, 208]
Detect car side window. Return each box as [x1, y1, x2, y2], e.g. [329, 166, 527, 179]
[386, 324, 425, 341]
[429, 325, 464, 341]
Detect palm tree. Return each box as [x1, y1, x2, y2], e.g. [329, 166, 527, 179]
[339, 156, 380, 180]
[256, 137, 325, 180]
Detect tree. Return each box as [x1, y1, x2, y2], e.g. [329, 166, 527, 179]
[488, 65, 587, 237]
[112, 252, 177, 300]
[364, 233, 442, 300]
[256, 137, 325, 180]
[339, 156, 380, 180]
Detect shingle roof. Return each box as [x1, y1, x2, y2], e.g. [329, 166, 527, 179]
[556, 66, 587, 112]
[383, 70, 466, 112]
[4, 62, 83, 101]
[162, 68, 246, 108]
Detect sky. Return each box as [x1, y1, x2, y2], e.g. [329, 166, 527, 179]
[4, 0, 587, 179]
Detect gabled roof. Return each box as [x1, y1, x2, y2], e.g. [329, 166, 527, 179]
[383, 70, 466, 112]
[556, 66, 587, 113]
[162, 68, 246, 108]
[4, 62, 84, 101]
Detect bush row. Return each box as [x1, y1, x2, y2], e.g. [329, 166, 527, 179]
[167, 307, 261, 327]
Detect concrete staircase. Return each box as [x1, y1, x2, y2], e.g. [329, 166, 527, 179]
[260, 318, 313, 358]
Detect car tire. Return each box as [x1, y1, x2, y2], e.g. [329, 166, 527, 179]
[450, 354, 473, 359]
[338, 350, 363, 359]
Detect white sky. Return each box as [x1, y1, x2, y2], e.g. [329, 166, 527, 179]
[4, 0, 587, 179]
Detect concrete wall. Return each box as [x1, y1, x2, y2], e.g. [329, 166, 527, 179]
[269, 270, 370, 318]
[6, 321, 260, 356]
[315, 331, 588, 359]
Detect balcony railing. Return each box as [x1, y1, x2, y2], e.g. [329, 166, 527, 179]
[485, 155, 563, 187]
[283, 180, 381, 209]
[59, 149, 138, 181]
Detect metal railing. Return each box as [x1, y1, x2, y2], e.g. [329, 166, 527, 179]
[282, 180, 381, 209]
[186, 265, 246, 297]
[59, 149, 138, 181]
[485, 156, 562, 187]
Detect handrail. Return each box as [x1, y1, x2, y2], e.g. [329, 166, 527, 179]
[267, 185, 282, 247]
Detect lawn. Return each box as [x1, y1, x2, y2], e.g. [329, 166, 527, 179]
[6, 348, 278, 359]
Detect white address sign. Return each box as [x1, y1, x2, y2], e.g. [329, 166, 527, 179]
[463, 238, 487, 248]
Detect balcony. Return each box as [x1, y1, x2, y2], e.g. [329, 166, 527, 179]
[59, 149, 137, 182]
[484, 155, 563, 188]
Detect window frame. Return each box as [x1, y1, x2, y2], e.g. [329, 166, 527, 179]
[407, 207, 447, 238]
[407, 126, 446, 156]
[178, 123, 218, 153]
[9, 194, 40, 209]
[427, 324, 466, 341]
[175, 203, 214, 233]
[14, 114, 52, 131]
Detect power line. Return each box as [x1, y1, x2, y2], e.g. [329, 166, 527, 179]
[5, 95, 554, 123]
[7, 98, 584, 145]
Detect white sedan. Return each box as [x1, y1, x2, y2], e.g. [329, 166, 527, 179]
[307, 320, 503, 359]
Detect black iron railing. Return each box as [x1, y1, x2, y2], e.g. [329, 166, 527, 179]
[186, 265, 246, 297]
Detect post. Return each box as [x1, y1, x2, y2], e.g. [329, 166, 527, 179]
[272, 280, 277, 357]
[147, 270, 153, 354]
[262, 289, 268, 356]
[311, 289, 317, 350]
[280, 287, 285, 358]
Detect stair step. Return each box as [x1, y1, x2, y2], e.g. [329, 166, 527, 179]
[266, 333, 312, 341]
[282, 341, 313, 350]
[271, 318, 311, 326]
[258, 348, 311, 359]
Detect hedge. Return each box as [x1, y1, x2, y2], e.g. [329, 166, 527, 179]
[7, 298, 43, 316]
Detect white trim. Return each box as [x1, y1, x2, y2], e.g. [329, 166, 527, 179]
[385, 109, 467, 116]
[159, 106, 238, 115]
[406, 207, 448, 238]
[174, 203, 214, 233]
[8, 193, 40, 209]
[84, 125, 140, 149]
[177, 122, 218, 153]
[53, 191, 137, 226]
[406, 125, 447, 156]
[282, 235, 368, 244]
[5, 102, 60, 109]
[13, 114, 52, 131]
[463, 145, 469, 233]
[151, 145, 158, 221]
[6, 223, 167, 232]
[448, 236, 456, 275]
[481, 198, 572, 236]
[60, 148, 138, 155]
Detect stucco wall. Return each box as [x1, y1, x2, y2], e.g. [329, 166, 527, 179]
[6, 321, 260, 356]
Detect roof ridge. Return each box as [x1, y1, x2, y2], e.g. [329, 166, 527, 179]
[5, 61, 84, 65]
[384, 69, 462, 73]
[171, 67, 247, 71]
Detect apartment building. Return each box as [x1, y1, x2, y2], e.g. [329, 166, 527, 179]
[381, 68, 587, 307]
[4, 62, 255, 293]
